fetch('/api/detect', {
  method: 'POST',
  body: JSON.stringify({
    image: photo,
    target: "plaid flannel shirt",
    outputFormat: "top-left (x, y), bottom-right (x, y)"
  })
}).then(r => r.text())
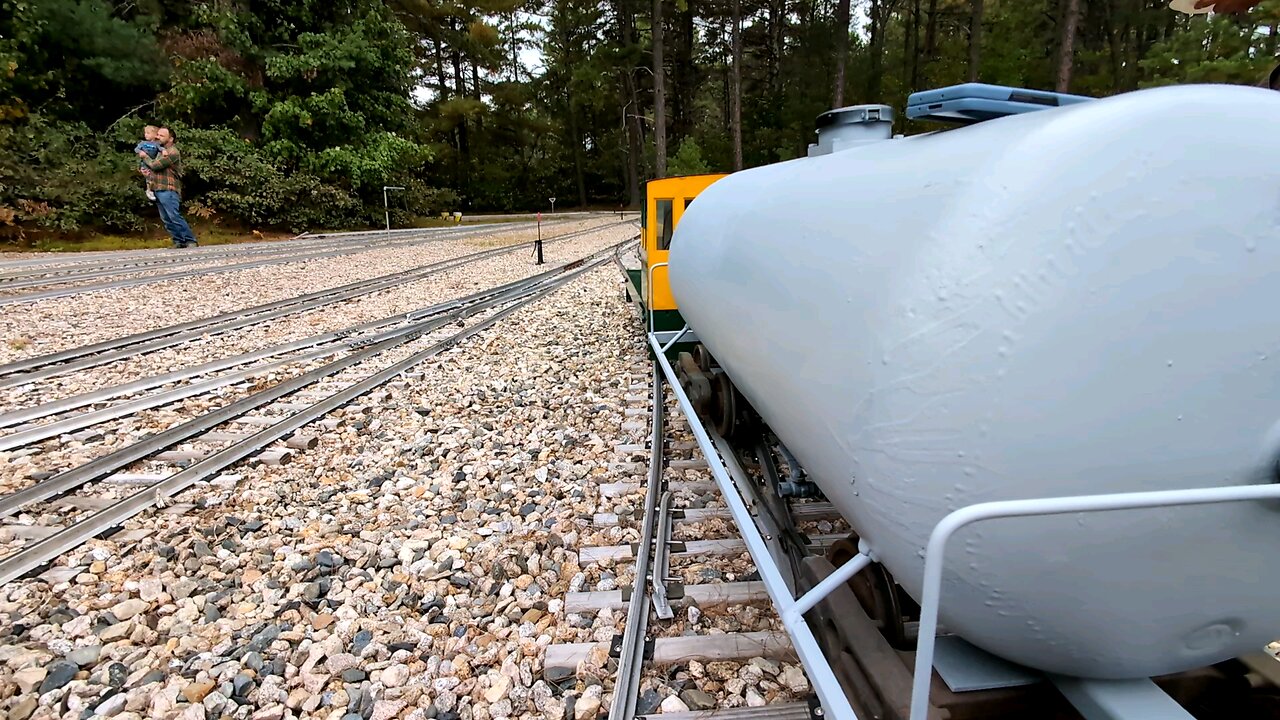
top-left (142, 145), bottom-right (183, 196)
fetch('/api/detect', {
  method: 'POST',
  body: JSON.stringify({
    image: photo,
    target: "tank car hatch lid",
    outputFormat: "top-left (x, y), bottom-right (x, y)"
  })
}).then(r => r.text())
top-left (906, 82), bottom-right (1093, 125)
top-left (815, 103), bottom-right (894, 129)
top-left (808, 104), bottom-right (894, 157)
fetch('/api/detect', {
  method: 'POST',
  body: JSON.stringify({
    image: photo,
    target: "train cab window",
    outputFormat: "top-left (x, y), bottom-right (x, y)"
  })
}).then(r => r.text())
top-left (656, 199), bottom-right (674, 250)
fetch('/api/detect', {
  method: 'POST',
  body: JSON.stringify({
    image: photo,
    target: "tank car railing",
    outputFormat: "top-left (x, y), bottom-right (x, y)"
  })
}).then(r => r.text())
top-left (909, 483), bottom-right (1280, 720)
top-left (646, 262), bottom-right (666, 334)
top-left (647, 262), bottom-right (695, 352)
top-left (648, 331), bottom-right (865, 720)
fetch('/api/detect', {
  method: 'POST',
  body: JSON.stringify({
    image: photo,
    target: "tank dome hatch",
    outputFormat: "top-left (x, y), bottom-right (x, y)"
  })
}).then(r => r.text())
top-left (807, 104), bottom-right (894, 157)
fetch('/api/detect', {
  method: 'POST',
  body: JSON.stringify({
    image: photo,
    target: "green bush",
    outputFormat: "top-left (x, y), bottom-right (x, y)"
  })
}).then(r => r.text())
top-left (0, 114), bottom-right (149, 238)
top-left (667, 137), bottom-right (713, 177)
top-left (178, 126), bottom-right (362, 231)
top-left (0, 115), bottom-right (450, 237)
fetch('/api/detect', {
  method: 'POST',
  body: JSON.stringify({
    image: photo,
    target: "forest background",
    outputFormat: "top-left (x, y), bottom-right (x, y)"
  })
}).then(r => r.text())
top-left (1, 0), bottom-right (1277, 241)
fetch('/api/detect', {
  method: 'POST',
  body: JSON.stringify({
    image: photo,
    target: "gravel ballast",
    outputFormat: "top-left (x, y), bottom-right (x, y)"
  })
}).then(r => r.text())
top-left (0, 234), bottom-right (812, 720)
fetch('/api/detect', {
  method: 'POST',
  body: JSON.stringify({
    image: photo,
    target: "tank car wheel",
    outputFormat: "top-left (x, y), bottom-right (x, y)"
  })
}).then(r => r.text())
top-left (693, 344), bottom-right (714, 372)
top-left (829, 538), bottom-right (907, 649)
top-left (710, 372), bottom-right (737, 438)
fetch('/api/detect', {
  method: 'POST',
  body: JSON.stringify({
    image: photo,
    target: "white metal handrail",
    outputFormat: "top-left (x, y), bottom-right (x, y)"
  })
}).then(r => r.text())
top-left (647, 262), bottom-right (667, 333)
top-left (908, 483), bottom-right (1280, 720)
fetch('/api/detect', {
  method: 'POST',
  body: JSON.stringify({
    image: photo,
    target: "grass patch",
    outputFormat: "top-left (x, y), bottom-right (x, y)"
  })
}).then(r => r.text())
top-left (0, 214), bottom-right (536, 253)
top-left (4, 226), bottom-right (293, 253)
top-left (7, 337), bottom-right (31, 351)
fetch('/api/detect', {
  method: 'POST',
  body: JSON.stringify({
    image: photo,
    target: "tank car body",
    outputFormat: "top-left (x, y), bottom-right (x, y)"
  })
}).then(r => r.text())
top-left (668, 83), bottom-right (1280, 680)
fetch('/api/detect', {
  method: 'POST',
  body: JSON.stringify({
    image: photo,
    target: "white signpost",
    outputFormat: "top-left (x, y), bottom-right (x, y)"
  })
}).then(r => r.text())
top-left (383, 186), bottom-right (405, 231)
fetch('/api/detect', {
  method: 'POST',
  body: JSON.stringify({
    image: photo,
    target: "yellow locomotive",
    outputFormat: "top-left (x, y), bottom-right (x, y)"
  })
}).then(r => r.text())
top-left (631, 173), bottom-right (727, 335)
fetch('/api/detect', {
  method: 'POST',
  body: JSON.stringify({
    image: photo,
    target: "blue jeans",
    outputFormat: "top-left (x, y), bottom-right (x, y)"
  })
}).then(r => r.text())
top-left (155, 190), bottom-right (197, 247)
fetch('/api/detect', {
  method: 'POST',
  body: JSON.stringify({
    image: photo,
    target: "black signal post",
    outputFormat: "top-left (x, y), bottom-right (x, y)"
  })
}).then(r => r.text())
top-left (535, 211), bottom-right (544, 265)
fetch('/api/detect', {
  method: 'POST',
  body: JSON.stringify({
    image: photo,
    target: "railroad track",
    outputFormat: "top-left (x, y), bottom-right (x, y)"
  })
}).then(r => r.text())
top-left (0, 222), bottom-right (635, 459)
top-left (0, 223), bottom-right (481, 281)
top-left (0, 265), bottom-right (592, 449)
top-left (0, 216), bottom-right (589, 306)
top-left (537, 251), bottom-right (838, 718)
top-left (554, 375), bottom-right (839, 719)
top-left (0, 218), bottom-right (634, 388)
top-left (0, 241), bottom-right (627, 587)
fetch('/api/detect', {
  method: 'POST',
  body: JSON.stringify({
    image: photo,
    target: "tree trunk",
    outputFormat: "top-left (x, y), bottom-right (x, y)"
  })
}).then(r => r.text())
top-left (967, 0), bottom-right (983, 83)
top-left (768, 0), bottom-right (783, 98)
top-left (653, 0), bottom-right (667, 177)
top-left (1128, 7), bottom-right (1144, 91)
top-left (672, 0), bottom-right (695, 145)
top-left (471, 61), bottom-right (483, 132)
top-left (904, 0), bottom-right (920, 91)
top-left (616, 0), bottom-right (645, 204)
top-left (868, 0), bottom-right (884, 101)
top-left (620, 80), bottom-right (640, 207)
top-left (568, 94), bottom-right (588, 207)
top-left (911, 0), bottom-right (922, 89)
top-left (731, 0), bottom-right (744, 170)
top-left (1104, 0), bottom-right (1122, 92)
top-left (721, 12), bottom-right (730, 136)
top-left (1055, 0), bottom-right (1081, 92)
top-left (924, 0), bottom-right (939, 57)
top-left (433, 30), bottom-right (450, 98)
top-left (1269, 18), bottom-right (1279, 55)
top-left (833, 0), bottom-right (850, 107)
top-left (450, 20), bottom-right (470, 188)
top-left (509, 12), bottom-right (521, 83)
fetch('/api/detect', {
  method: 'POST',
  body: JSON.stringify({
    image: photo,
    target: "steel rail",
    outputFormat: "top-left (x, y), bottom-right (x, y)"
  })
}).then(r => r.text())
top-left (0, 254), bottom-right (611, 586)
top-left (648, 332), bottom-right (861, 720)
top-left (0, 217), bottom-right (586, 304)
top-left (0, 218), bottom-right (571, 283)
top-left (0, 233), bottom-right (457, 297)
top-left (613, 240), bottom-right (646, 315)
top-left (0, 355), bottom-right (312, 454)
top-left (0, 218), bottom-right (572, 272)
top-left (652, 490), bottom-right (676, 620)
top-left (637, 703), bottom-right (815, 720)
top-left (608, 366), bottom-right (665, 720)
top-left (0, 223), bottom-right (481, 283)
top-left (0, 219), bottom-right (635, 386)
top-left (0, 252), bottom-right (613, 438)
top-left (0, 247), bottom-right (619, 522)
top-left (11, 218), bottom-right (581, 280)
top-left (0, 222), bottom-right (544, 377)
top-left (0, 307), bottom-right (460, 516)
top-left (0, 252), bottom-right (470, 388)
top-left (0, 224), bottom-right (470, 272)
top-left (0, 227), bottom-right (432, 276)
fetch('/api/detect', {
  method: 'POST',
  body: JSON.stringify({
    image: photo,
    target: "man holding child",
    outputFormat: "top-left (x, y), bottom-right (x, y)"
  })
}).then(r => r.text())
top-left (137, 126), bottom-right (198, 249)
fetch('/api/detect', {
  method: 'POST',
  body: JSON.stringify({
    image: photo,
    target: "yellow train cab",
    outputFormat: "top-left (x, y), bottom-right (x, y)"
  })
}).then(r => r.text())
top-left (640, 173), bottom-right (727, 332)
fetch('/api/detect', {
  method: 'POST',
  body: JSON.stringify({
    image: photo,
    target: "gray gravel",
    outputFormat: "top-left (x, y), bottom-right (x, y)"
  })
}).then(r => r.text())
top-left (0, 251), bottom-right (810, 719)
